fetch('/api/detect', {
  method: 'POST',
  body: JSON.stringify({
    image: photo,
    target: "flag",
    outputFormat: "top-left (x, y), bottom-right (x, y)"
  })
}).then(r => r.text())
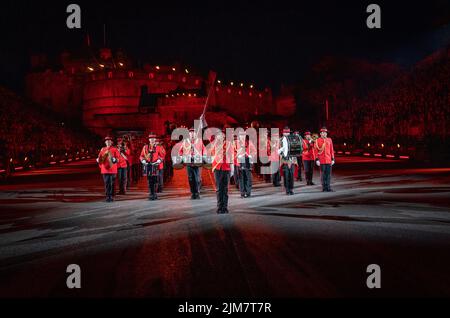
top-left (198, 70), bottom-right (217, 131)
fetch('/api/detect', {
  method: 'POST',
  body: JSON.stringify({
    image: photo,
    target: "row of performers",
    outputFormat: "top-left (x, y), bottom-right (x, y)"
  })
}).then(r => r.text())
top-left (97, 127), bottom-right (335, 212)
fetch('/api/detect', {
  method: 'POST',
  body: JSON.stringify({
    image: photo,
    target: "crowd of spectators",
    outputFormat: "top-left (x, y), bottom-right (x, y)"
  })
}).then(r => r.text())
top-left (0, 86), bottom-right (99, 176)
top-left (328, 48), bottom-right (449, 160)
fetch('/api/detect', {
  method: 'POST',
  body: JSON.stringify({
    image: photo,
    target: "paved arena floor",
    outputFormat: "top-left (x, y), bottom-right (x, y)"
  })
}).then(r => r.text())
top-left (1, 156), bottom-right (449, 297)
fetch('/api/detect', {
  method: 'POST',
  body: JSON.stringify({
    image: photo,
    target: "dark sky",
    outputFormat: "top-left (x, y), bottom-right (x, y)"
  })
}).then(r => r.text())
top-left (0, 0), bottom-right (449, 91)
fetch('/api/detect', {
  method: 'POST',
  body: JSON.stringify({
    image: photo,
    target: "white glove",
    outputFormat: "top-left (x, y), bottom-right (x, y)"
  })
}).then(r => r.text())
top-left (331, 160), bottom-right (335, 166)
top-left (96, 158), bottom-right (99, 163)
top-left (316, 160), bottom-right (320, 167)
top-left (230, 164), bottom-right (234, 177)
top-left (156, 159), bottom-right (162, 164)
top-left (141, 159), bottom-right (147, 164)
top-left (111, 157), bottom-right (117, 164)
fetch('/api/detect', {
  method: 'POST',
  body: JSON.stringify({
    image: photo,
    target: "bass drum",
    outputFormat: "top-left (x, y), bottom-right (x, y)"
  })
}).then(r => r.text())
top-left (287, 134), bottom-right (303, 157)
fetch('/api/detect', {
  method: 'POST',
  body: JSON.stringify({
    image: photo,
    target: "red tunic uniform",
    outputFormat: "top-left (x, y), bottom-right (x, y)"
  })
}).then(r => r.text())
top-left (234, 140), bottom-right (257, 167)
top-left (118, 148), bottom-right (130, 168)
top-left (302, 139), bottom-right (315, 161)
top-left (158, 144), bottom-right (166, 170)
top-left (178, 139), bottom-right (206, 157)
top-left (97, 146), bottom-right (120, 174)
top-left (314, 137), bottom-right (335, 164)
top-left (140, 144), bottom-right (165, 168)
top-left (211, 140), bottom-right (234, 171)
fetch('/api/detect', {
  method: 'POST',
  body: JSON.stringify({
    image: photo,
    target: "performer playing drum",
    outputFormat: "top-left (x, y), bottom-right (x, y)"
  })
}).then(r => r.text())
top-left (235, 130), bottom-right (256, 198)
top-left (278, 127), bottom-right (302, 195)
top-left (140, 133), bottom-right (165, 200)
top-left (179, 127), bottom-right (206, 199)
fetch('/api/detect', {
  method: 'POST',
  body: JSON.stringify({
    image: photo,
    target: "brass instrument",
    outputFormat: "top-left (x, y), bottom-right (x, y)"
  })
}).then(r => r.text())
top-left (99, 150), bottom-right (113, 168)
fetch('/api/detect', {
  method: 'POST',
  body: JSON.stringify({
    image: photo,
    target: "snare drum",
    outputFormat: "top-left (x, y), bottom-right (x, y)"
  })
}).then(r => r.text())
top-left (183, 154), bottom-right (203, 167)
top-left (142, 162), bottom-right (159, 176)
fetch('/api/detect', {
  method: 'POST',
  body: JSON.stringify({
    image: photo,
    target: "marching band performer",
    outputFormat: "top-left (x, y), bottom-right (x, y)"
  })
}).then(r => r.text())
top-left (235, 130), bottom-right (256, 198)
top-left (278, 127), bottom-right (298, 195)
top-left (314, 127), bottom-right (335, 192)
top-left (269, 135), bottom-right (282, 187)
top-left (156, 136), bottom-right (166, 193)
top-left (302, 131), bottom-right (316, 185)
top-left (97, 136), bottom-right (120, 202)
top-left (140, 133), bottom-right (165, 200)
top-left (179, 127), bottom-right (206, 199)
top-left (117, 137), bottom-right (130, 195)
top-left (294, 131), bottom-right (303, 181)
top-left (211, 129), bottom-right (234, 214)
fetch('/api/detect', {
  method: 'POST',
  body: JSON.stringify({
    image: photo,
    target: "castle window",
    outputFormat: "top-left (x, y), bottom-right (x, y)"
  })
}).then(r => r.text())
top-left (128, 71), bottom-right (134, 78)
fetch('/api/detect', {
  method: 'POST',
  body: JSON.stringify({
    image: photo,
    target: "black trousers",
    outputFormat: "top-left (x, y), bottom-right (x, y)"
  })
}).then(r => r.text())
top-left (187, 166), bottom-right (200, 195)
top-left (158, 168), bottom-right (164, 192)
top-left (102, 173), bottom-right (115, 199)
top-left (272, 170), bottom-right (281, 186)
top-left (239, 168), bottom-right (252, 196)
top-left (132, 163), bottom-right (140, 183)
top-left (118, 167), bottom-right (127, 193)
top-left (320, 164), bottom-right (332, 191)
top-left (234, 165), bottom-right (241, 189)
top-left (147, 175), bottom-right (158, 197)
top-left (296, 157), bottom-right (303, 180)
top-left (214, 169), bottom-right (230, 211)
top-left (126, 163), bottom-right (131, 189)
top-left (303, 160), bottom-right (314, 184)
top-left (282, 165), bottom-right (295, 192)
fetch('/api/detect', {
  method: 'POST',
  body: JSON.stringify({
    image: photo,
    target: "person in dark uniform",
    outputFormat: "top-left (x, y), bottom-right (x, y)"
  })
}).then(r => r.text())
top-left (294, 131), bottom-right (303, 181)
top-left (140, 133), bottom-right (165, 200)
top-left (278, 127), bottom-right (298, 195)
top-left (270, 135), bottom-right (282, 187)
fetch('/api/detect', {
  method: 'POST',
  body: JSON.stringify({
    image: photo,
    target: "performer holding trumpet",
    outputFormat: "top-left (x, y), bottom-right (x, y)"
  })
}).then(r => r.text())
top-left (140, 133), bottom-right (165, 200)
top-left (302, 131), bottom-right (316, 185)
top-left (97, 136), bottom-right (120, 202)
top-left (179, 127), bottom-right (206, 200)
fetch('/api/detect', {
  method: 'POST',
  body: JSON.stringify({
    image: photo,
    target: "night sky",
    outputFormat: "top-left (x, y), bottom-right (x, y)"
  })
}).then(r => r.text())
top-left (0, 0), bottom-right (449, 91)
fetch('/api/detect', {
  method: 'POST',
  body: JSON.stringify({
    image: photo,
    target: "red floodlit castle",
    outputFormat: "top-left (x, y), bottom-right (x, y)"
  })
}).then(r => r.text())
top-left (25, 47), bottom-right (295, 137)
